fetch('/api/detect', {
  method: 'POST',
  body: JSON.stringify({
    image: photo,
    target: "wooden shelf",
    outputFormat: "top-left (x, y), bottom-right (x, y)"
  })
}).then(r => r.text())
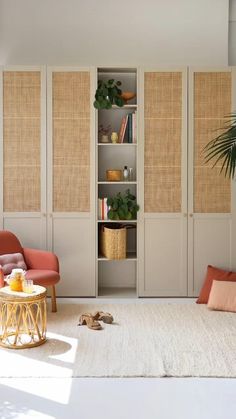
top-left (97, 143), bottom-right (137, 146)
top-left (98, 252), bottom-right (137, 261)
top-left (98, 68), bottom-right (137, 74)
top-left (111, 104), bottom-right (137, 109)
top-left (98, 287), bottom-right (137, 298)
top-left (98, 181), bottom-right (137, 185)
top-left (97, 219), bottom-right (137, 223)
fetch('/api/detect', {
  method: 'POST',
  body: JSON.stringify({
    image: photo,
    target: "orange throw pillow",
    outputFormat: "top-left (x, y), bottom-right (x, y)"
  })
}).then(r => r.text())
top-left (208, 280), bottom-right (236, 313)
top-left (196, 265), bottom-right (236, 304)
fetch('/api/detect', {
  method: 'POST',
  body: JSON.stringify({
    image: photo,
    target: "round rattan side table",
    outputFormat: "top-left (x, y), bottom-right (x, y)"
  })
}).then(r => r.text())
top-left (0, 285), bottom-right (47, 349)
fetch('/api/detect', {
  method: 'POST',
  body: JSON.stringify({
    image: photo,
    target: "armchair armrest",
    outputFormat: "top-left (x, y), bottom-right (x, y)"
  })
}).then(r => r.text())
top-left (23, 248), bottom-right (59, 272)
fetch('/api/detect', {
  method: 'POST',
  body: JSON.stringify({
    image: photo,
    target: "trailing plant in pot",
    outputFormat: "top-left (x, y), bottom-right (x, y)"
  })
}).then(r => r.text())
top-left (107, 189), bottom-right (139, 220)
top-left (93, 79), bottom-right (125, 109)
top-left (203, 113), bottom-right (236, 178)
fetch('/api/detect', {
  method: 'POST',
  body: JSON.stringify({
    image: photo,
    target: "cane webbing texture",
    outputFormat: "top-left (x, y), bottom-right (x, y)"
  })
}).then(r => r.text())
top-left (145, 119), bottom-right (181, 166)
top-left (52, 72), bottom-right (90, 212)
top-left (3, 71), bottom-right (41, 211)
top-left (144, 72), bottom-right (182, 119)
top-left (144, 72), bottom-right (182, 212)
top-left (194, 72), bottom-right (231, 213)
top-left (145, 166), bottom-right (181, 213)
top-left (53, 166), bottom-right (90, 212)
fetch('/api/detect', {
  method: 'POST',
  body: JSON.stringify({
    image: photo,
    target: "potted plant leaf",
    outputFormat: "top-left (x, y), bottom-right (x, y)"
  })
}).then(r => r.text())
top-left (94, 79), bottom-right (125, 109)
top-left (107, 189), bottom-right (139, 220)
top-left (203, 113), bottom-right (236, 178)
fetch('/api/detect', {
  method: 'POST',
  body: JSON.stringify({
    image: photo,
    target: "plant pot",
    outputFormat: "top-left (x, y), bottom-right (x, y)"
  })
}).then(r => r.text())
top-left (101, 135), bottom-right (109, 143)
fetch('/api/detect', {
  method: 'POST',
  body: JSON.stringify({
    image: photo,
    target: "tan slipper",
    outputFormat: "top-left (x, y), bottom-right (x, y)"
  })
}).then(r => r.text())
top-left (93, 311), bottom-right (114, 324)
top-left (78, 313), bottom-right (102, 330)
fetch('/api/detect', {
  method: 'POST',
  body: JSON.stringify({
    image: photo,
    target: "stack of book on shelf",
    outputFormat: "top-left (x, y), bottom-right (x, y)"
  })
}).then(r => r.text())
top-left (118, 111), bottom-right (137, 143)
top-left (98, 198), bottom-right (109, 220)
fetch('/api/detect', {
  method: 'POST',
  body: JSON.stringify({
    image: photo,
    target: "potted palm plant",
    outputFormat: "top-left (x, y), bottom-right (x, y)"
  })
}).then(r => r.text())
top-left (203, 113), bottom-right (236, 178)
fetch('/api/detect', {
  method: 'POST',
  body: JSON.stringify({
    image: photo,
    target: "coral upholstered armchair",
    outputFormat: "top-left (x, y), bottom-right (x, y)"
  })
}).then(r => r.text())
top-left (0, 230), bottom-right (60, 312)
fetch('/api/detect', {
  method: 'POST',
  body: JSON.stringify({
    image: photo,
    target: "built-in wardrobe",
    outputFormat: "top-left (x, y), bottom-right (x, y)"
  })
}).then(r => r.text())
top-left (0, 66), bottom-right (235, 297)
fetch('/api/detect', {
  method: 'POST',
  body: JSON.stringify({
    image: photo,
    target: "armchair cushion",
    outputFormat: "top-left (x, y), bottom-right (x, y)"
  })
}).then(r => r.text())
top-left (23, 248), bottom-right (59, 272)
top-left (0, 252), bottom-right (27, 275)
top-left (26, 269), bottom-right (60, 287)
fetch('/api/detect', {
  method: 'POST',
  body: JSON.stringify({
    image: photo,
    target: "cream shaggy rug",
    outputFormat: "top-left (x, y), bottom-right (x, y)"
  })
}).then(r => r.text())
top-left (1, 303), bottom-right (236, 378)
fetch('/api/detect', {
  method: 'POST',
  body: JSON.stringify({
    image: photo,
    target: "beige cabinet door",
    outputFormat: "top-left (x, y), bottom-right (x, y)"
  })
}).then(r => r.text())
top-left (1, 67), bottom-right (47, 249)
top-left (47, 68), bottom-right (95, 296)
top-left (139, 69), bottom-right (188, 296)
top-left (188, 69), bottom-right (233, 296)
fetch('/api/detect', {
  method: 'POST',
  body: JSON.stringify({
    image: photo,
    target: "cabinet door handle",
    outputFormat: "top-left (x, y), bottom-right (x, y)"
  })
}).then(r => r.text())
top-left (189, 213), bottom-right (193, 217)
top-left (42, 213), bottom-right (46, 217)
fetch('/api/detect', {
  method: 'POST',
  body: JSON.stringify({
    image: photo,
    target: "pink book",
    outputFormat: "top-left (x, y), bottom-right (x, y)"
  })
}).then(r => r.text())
top-left (118, 115), bottom-right (128, 143)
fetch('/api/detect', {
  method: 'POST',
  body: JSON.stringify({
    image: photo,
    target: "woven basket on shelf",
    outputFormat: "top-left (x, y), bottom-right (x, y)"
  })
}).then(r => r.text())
top-left (100, 225), bottom-right (126, 260)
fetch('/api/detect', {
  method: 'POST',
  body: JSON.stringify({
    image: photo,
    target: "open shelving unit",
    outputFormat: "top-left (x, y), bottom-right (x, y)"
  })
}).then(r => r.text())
top-left (95, 67), bottom-right (138, 298)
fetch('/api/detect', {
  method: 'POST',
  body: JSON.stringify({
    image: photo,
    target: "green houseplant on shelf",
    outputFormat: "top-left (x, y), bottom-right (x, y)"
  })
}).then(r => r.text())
top-left (107, 189), bottom-right (139, 220)
top-left (203, 113), bottom-right (236, 179)
top-left (93, 79), bottom-right (125, 109)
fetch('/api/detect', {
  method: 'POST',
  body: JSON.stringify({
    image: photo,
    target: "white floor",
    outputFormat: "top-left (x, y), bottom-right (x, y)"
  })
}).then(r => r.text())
top-left (0, 298), bottom-right (236, 419)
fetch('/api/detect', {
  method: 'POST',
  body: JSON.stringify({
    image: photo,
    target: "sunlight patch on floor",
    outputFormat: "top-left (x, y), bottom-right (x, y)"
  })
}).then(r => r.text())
top-left (0, 378), bottom-right (73, 404)
top-left (15, 408), bottom-right (54, 419)
top-left (1, 345), bottom-right (73, 378)
top-left (2, 400), bottom-right (55, 418)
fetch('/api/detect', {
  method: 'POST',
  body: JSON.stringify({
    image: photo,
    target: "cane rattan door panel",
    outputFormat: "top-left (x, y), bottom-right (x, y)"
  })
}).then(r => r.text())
top-left (144, 72), bottom-right (182, 212)
top-left (52, 72), bottom-right (90, 212)
top-left (3, 71), bottom-right (41, 212)
top-left (193, 72), bottom-right (231, 213)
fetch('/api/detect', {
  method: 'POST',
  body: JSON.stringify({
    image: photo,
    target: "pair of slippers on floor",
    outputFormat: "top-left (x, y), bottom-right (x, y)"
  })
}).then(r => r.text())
top-left (78, 311), bottom-right (114, 330)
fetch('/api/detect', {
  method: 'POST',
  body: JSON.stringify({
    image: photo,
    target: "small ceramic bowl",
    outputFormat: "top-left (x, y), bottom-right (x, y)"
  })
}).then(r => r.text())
top-left (120, 91), bottom-right (136, 103)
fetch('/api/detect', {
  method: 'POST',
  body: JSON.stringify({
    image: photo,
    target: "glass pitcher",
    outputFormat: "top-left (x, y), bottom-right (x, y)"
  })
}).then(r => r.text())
top-left (7, 268), bottom-right (26, 292)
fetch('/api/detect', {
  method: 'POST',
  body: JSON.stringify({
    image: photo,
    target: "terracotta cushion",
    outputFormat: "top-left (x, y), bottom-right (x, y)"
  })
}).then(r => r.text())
top-left (0, 252), bottom-right (27, 275)
top-left (196, 265), bottom-right (236, 304)
top-left (208, 280), bottom-right (236, 313)
top-left (25, 269), bottom-right (60, 286)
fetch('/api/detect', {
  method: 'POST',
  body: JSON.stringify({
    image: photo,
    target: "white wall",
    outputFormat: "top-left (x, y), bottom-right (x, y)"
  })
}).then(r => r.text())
top-left (229, 0), bottom-right (236, 64)
top-left (0, 0), bottom-right (229, 66)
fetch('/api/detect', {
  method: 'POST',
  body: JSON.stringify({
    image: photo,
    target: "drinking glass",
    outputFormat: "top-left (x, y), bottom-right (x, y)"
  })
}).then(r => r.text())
top-left (23, 280), bottom-right (34, 294)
